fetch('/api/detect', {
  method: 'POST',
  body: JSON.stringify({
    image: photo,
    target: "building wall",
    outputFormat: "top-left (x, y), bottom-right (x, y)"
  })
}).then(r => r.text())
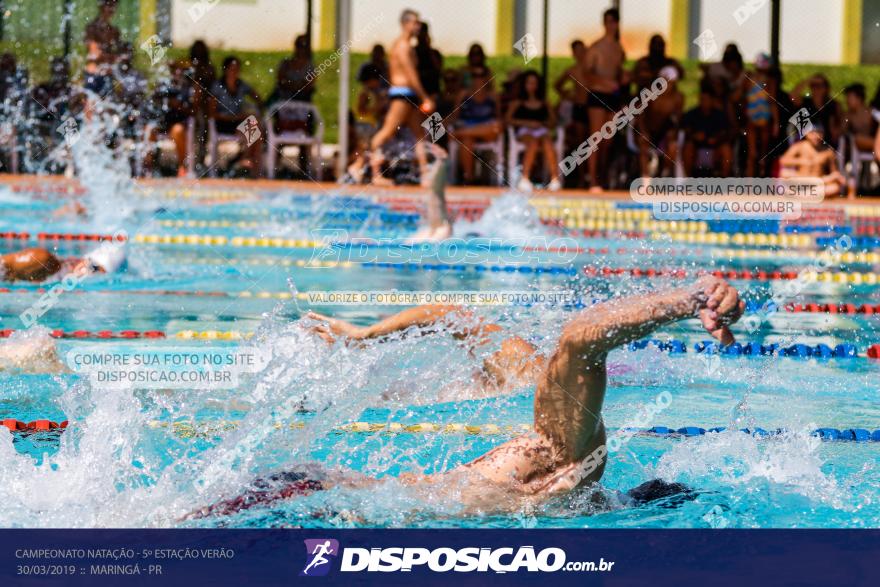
top-left (350, 1), bottom-right (496, 56)
top-left (523, 0), bottom-right (672, 59)
top-left (698, 0), bottom-right (843, 65)
top-left (167, 0), bottom-right (853, 64)
top-left (171, 0), bottom-right (309, 51)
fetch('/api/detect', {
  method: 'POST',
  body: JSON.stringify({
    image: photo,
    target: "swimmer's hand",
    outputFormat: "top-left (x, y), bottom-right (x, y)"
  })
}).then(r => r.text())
top-left (692, 276), bottom-right (744, 346)
top-left (307, 311), bottom-right (367, 343)
top-left (52, 201), bottom-right (87, 218)
top-left (420, 98), bottom-right (435, 114)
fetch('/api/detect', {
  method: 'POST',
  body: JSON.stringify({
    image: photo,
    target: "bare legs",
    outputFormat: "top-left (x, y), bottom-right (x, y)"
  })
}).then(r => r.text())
top-left (369, 100), bottom-right (428, 186)
top-left (587, 107), bottom-right (613, 191)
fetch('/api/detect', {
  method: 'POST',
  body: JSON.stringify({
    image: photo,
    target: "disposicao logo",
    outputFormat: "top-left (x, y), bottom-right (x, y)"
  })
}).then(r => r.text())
top-left (301, 539), bottom-right (339, 577)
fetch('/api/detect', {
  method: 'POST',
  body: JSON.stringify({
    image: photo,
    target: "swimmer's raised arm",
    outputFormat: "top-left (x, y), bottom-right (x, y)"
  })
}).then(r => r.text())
top-left (534, 276), bottom-right (742, 466)
top-left (308, 305), bottom-right (503, 344)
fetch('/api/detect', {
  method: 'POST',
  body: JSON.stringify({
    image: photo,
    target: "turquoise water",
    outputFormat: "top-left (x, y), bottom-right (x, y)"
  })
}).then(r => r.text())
top-left (1, 181), bottom-right (879, 529)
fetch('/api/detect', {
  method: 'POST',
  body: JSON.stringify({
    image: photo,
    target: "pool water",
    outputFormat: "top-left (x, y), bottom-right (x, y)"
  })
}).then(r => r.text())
top-left (1, 176), bottom-right (879, 529)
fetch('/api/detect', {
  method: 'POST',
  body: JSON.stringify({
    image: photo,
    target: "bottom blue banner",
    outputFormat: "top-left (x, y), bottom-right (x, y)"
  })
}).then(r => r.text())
top-left (0, 529), bottom-right (875, 585)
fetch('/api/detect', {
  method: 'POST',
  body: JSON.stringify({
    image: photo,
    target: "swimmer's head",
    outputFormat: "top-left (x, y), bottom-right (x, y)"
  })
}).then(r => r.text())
top-left (83, 242), bottom-right (127, 274)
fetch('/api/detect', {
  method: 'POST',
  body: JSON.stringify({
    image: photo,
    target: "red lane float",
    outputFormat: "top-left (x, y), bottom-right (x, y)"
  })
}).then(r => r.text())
top-left (0, 329), bottom-right (165, 339)
top-left (582, 267), bottom-right (801, 281)
top-left (1, 419), bottom-right (68, 432)
top-left (0, 232), bottom-right (122, 242)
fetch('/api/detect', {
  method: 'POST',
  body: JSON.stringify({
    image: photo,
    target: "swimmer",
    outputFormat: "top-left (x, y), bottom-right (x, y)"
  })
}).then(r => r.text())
top-left (366, 9), bottom-right (435, 187)
top-left (308, 304), bottom-right (544, 398)
top-left (0, 241), bottom-right (127, 282)
top-left (0, 330), bottom-right (65, 373)
top-left (195, 276), bottom-right (742, 518)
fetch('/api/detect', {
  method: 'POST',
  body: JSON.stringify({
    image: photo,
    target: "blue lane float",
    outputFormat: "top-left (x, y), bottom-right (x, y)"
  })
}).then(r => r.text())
top-left (630, 338), bottom-right (864, 359)
top-left (636, 427), bottom-right (878, 441)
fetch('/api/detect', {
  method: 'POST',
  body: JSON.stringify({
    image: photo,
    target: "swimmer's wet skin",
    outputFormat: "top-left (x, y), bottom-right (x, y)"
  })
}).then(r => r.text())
top-left (196, 276), bottom-right (742, 517)
top-left (308, 304), bottom-right (545, 394)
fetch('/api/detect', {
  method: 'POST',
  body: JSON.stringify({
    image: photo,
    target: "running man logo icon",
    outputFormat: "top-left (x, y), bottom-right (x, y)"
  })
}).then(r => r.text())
top-left (300, 539), bottom-right (340, 577)
top-left (56, 117), bottom-right (80, 147)
top-left (139, 34), bottom-right (167, 67)
top-left (513, 33), bottom-right (539, 64)
top-left (692, 30), bottom-right (718, 61)
top-left (237, 115), bottom-right (262, 147)
top-left (790, 108), bottom-right (814, 138)
top-left (422, 112), bottom-right (446, 143)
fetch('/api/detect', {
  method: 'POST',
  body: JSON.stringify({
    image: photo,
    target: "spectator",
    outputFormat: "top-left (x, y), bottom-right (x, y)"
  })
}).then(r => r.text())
top-left (357, 45), bottom-right (390, 88)
top-left (437, 68), bottom-right (462, 119)
top-left (703, 44), bottom-right (746, 152)
top-left (779, 126), bottom-right (845, 197)
top-left (554, 40), bottom-right (589, 186)
top-left (31, 57), bottom-right (78, 140)
top-left (188, 40), bottom-right (215, 171)
top-left (632, 34), bottom-right (683, 89)
top-left (764, 66), bottom-right (796, 172)
top-left (272, 34), bottom-right (316, 104)
top-left (448, 66), bottom-right (501, 184)
top-left (742, 53), bottom-right (775, 177)
top-left (83, 0), bottom-right (121, 96)
top-left (506, 70), bottom-right (561, 192)
top-left (113, 43), bottom-right (149, 144)
top-left (0, 53), bottom-right (17, 103)
top-left (461, 43), bottom-right (491, 89)
top-left (875, 125), bottom-right (880, 163)
top-left (703, 43), bottom-right (746, 97)
top-left (791, 74), bottom-right (842, 146)
top-left (146, 59), bottom-right (193, 177)
top-left (870, 82), bottom-right (880, 119)
top-left (416, 22), bottom-right (443, 102)
top-left (499, 68), bottom-right (523, 124)
top-left (347, 64), bottom-right (388, 182)
top-left (636, 66), bottom-right (683, 178)
top-left (114, 43), bottom-right (147, 108)
top-left (843, 83), bottom-right (878, 153)
top-left (584, 8), bottom-right (625, 192)
top-left (682, 80), bottom-right (733, 177)
top-left (209, 56), bottom-right (263, 177)
top-left (0, 53), bottom-right (27, 113)
top-left (32, 57), bottom-right (72, 112)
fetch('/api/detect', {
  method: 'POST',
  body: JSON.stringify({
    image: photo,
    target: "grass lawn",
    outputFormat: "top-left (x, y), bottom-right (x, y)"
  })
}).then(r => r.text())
top-left (5, 40), bottom-right (880, 144)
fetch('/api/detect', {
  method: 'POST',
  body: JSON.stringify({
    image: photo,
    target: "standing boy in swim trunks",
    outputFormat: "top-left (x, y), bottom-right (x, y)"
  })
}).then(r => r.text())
top-left (554, 40), bottom-right (590, 187)
top-left (368, 9), bottom-right (435, 186)
top-left (583, 8), bottom-right (625, 192)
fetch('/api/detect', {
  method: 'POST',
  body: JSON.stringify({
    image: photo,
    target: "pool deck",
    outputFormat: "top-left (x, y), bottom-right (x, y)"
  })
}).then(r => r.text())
top-left (2, 173), bottom-right (880, 207)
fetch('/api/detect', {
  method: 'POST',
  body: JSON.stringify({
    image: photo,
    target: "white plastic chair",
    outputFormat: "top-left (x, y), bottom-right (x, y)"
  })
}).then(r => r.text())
top-left (507, 125), bottom-right (564, 184)
top-left (845, 134), bottom-right (878, 191)
top-left (447, 128), bottom-right (504, 185)
top-left (208, 117), bottom-right (260, 177)
top-left (263, 101), bottom-right (324, 180)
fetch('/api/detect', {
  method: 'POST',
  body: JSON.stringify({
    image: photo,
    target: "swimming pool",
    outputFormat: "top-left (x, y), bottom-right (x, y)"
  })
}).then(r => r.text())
top-left (1, 178), bottom-right (879, 529)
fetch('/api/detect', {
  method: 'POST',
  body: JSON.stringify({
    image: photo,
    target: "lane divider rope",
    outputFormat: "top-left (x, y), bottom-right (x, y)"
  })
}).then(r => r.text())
top-left (582, 266), bottom-right (880, 284)
top-left (5, 419), bottom-right (879, 442)
top-left (1, 232), bottom-right (123, 242)
top-left (630, 338), bottom-right (880, 359)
